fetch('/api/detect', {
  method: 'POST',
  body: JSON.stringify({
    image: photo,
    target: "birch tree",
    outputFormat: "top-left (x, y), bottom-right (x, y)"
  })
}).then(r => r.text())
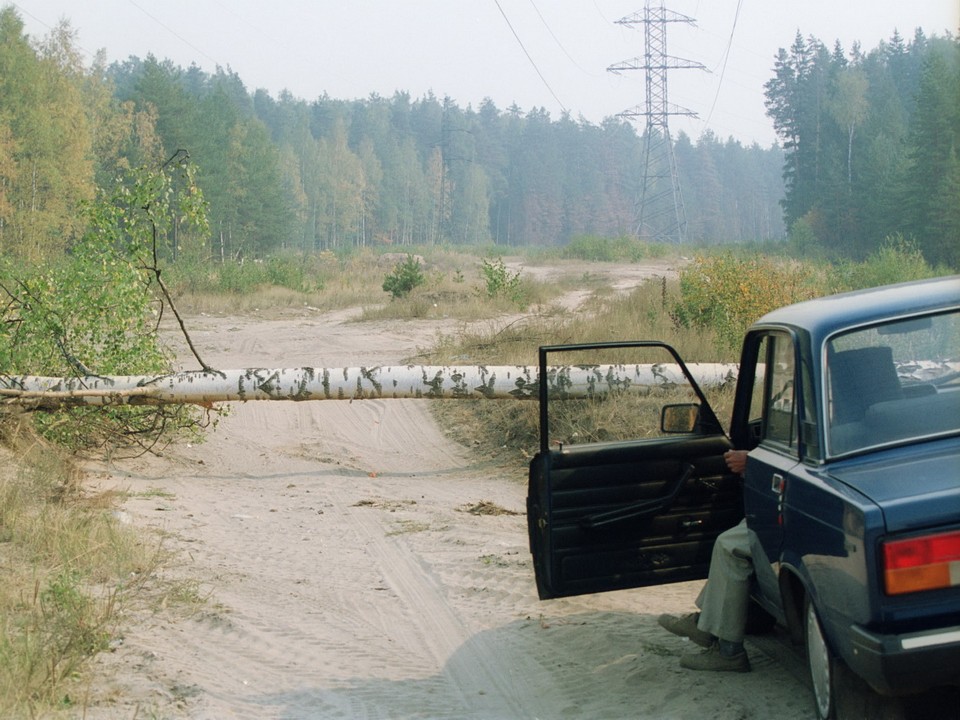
top-left (828, 67), bottom-right (869, 186)
top-left (0, 153), bottom-right (211, 451)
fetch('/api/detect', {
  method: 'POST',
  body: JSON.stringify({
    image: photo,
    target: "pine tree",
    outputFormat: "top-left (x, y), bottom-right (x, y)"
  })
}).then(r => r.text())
top-left (905, 44), bottom-right (960, 266)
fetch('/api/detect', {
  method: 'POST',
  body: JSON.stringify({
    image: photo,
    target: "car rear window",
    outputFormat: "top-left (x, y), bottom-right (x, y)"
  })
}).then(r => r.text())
top-left (825, 310), bottom-right (960, 456)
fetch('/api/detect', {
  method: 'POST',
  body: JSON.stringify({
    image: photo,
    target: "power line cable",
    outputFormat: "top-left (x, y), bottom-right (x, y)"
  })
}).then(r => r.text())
top-left (10, 2), bottom-right (98, 59)
top-left (526, 0), bottom-right (596, 75)
top-left (126, 0), bottom-right (221, 66)
top-left (590, 0), bottom-right (608, 22)
top-left (209, 0), bottom-right (302, 69)
top-left (10, 2), bottom-right (51, 31)
top-left (702, 0), bottom-right (743, 131)
top-left (493, 0), bottom-right (567, 114)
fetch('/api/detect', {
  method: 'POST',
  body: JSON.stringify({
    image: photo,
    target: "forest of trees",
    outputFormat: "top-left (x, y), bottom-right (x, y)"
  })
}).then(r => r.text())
top-left (765, 28), bottom-right (960, 267)
top-left (0, 6), bottom-right (957, 268)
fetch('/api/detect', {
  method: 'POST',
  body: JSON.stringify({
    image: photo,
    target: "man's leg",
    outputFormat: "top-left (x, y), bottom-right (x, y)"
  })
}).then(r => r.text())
top-left (659, 520), bottom-right (753, 672)
top-left (679, 520), bottom-right (752, 671)
top-left (695, 519), bottom-right (752, 645)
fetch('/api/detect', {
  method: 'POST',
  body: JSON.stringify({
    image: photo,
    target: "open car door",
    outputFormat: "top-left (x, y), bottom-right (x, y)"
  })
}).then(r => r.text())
top-left (527, 341), bottom-right (742, 600)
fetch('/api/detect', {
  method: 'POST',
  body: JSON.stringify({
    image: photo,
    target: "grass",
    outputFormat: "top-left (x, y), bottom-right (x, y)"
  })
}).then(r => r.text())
top-left (167, 245), bottom-right (633, 318)
top-left (0, 416), bottom-right (204, 718)
top-left (417, 240), bottom-right (943, 470)
top-left (386, 519), bottom-right (433, 536)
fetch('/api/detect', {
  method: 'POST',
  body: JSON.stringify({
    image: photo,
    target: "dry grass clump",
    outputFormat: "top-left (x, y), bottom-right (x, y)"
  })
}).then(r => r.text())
top-left (172, 247), bottom-right (580, 320)
top-left (0, 416), bottom-right (176, 717)
top-left (360, 254), bottom-right (567, 323)
top-left (172, 250), bottom-right (380, 315)
top-left (177, 284), bottom-right (318, 315)
top-left (420, 276), bottom-right (730, 366)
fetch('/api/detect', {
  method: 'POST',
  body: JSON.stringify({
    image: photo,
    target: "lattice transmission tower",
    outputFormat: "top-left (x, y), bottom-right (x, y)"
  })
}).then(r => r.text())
top-left (608, 5), bottom-right (705, 243)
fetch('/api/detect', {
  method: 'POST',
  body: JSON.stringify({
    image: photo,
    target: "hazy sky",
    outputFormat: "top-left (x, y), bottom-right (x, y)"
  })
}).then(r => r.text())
top-left (10, 1), bottom-right (960, 147)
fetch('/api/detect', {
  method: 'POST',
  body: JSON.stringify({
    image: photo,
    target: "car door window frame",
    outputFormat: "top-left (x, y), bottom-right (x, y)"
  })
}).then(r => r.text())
top-left (734, 329), bottom-right (813, 462)
top-left (536, 340), bottom-right (725, 454)
top-left (760, 333), bottom-right (798, 454)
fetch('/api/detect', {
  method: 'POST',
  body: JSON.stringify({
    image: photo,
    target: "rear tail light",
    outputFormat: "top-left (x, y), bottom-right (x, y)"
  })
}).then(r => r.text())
top-left (883, 530), bottom-right (960, 595)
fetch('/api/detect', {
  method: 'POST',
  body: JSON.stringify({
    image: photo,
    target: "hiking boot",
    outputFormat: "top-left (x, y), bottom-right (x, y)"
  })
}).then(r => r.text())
top-left (657, 612), bottom-right (714, 648)
top-left (679, 643), bottom-right (751, 673)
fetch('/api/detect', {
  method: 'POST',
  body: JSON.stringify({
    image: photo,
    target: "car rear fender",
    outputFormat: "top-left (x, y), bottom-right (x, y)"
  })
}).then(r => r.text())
top-left (777, 565), bottom-right (809, 646)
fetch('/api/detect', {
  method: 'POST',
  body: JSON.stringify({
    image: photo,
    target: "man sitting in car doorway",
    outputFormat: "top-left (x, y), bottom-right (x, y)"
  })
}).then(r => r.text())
top-left (657, 448), bottom-right (753, 673)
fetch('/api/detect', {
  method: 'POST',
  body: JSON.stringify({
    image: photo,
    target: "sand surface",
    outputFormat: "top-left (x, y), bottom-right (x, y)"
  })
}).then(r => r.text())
top-left (77, 261), bottom-right (816, 719)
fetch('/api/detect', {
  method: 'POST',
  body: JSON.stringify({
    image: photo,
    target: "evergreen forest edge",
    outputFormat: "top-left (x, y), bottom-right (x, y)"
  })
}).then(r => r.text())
top-left (0, 7), bottom-right (957, 269)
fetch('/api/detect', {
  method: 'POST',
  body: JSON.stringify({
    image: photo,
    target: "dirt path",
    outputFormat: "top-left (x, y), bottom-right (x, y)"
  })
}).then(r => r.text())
top-left (78, 263), bottom-right (816, 719)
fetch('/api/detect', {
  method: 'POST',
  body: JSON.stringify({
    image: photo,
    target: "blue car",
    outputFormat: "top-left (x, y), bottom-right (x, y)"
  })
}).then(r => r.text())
top-left (527, 276), bottom-right (959, 719)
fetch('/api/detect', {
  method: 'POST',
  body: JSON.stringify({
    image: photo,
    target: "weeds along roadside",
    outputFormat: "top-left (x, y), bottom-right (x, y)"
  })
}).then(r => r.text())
top-left (0, 244), bottom-right (604, 717)
top-left (0, 416), bottom-right (171, 717)
top-left (165, 245), bottom-right (574, 319)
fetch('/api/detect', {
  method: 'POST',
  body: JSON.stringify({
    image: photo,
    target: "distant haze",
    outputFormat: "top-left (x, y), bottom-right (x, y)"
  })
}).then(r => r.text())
top-left (11, 0), bottom-right (960, 147)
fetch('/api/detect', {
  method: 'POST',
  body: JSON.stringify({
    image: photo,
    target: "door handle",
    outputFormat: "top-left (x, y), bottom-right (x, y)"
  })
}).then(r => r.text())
top-left (771, 473), bottom-right (787, 525)
top-left (771, 473), bottom-right (785, 495)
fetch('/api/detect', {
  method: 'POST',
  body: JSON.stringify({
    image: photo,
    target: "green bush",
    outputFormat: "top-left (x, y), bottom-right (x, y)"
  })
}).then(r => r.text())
top-left (673, 242), bottom-right (943, 353)
top-left (479, 257), bottom-right (523, 304)
top-left (165, 253), bottom-right (328, 296)
top-left (562, 235), bottom-right (667, 262)
top-left (0, 158), bottom-right (209, 450)
top-left (264, 256), bottom-right (324, 293)
top-left (0, 244), bottom-right (170, 379)
top-left (215, 258), bottom-right (268, 294)
top-left (673, 254), bottom-right (826, 351)
top-left (831, 235), bottom-right (939, 292)
top-left (563, 235), bottom-right (618, 261)
top-left (382, 255), bottom-right (425, 298)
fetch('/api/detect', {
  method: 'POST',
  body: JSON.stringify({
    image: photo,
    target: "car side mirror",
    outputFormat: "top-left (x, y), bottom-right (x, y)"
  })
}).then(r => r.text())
top-left (661, 403), bottom-right (700, 433)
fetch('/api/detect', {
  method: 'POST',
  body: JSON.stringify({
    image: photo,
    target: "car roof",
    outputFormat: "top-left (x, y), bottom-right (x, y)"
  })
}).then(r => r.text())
top-left (750, 275), bottom-right (960, 342)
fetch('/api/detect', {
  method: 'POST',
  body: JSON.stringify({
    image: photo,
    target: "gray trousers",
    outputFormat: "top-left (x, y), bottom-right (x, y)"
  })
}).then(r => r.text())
top-left (695, 519), bottom-right (753, 643)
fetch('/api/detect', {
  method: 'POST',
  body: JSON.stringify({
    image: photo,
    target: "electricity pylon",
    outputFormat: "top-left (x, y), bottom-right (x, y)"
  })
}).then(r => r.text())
top-left (608, 4), bottom-right (705, 243)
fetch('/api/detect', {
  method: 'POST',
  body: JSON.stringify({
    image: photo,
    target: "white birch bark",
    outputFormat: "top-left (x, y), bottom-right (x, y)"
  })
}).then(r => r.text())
top-left (0, 364), bottom-right (739, 409)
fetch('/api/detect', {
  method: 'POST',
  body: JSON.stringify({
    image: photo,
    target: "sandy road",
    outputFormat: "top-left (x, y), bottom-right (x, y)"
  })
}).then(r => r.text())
top-left (78, 266), bottom-right (818, 719)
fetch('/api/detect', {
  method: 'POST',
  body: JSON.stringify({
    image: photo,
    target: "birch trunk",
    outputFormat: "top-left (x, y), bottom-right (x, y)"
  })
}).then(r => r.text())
top-left (0, 364), bottom-right (738, 409)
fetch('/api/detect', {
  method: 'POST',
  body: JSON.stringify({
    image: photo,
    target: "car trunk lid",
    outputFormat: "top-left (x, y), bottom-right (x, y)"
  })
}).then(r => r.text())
top-left (826, 439), bottom-right (960, 534)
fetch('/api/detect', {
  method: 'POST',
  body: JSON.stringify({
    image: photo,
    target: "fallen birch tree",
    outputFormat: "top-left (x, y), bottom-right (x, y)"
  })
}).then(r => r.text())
top-left (0, 363), bottom-right (739, 410)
